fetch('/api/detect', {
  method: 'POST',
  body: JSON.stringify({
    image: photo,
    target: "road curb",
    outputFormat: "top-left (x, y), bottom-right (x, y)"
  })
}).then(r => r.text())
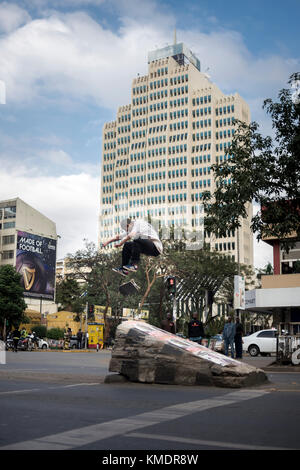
top-left (263, 366), bottom-right (300, 373)
top-left (45, 349), bottom-right (111, 353)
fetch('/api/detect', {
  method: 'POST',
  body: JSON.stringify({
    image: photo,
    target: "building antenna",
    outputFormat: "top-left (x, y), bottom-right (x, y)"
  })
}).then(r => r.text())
top-left (174, 28), bottom-right (177, 45)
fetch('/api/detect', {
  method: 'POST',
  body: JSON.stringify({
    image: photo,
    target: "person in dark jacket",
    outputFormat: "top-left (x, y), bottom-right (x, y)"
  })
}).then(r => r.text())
top-left (161, 313), bottom-right (176, 334)
top-left (234, 317), bottom-right (244, 359)
top-left (12, 327), bottom-right (21, 352)
top-left (188, 313), bottom-right (205, 344)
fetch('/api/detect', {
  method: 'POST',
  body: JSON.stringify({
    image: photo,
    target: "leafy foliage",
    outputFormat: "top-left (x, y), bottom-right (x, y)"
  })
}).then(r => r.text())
top-left (170, 245), bottom-right (254, 328)
top-left (33, 325), bottom-right (47, 338)
top-left (46, 327), bottom-right (65, 340)
top-left (202, 73), bottom-right (300, 244)
top-left (0, 265), bottom-right (27, 330)
top-left (56, 277), bottom-right (85, 313)
top-left (57, 237), bottom-right (254, 336)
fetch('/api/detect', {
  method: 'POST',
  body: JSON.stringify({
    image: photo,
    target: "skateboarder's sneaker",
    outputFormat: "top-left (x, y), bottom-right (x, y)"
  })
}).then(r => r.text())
top-left (112, 267), bottom-right (129, 277)
top-left (123, 264), bottom-right (138, 272)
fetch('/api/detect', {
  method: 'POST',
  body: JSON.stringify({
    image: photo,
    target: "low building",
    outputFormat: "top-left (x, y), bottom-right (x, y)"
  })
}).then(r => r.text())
top-left (55, 256), bottom-right (91, 285)
top-left (19, 309), bottom-right (42, 333)
top-left (46, 311), bottom-right (82, 335)
top-left (0, 197), bottom-right (58, 315)
top-left (245, 232), bottom-right (300, 335)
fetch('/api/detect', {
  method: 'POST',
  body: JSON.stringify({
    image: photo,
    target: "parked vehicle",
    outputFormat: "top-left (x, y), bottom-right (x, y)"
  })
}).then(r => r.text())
top-left (242, 329), bottom-right (277, 356)
top-left (70, 335), bottom-right (80, 349)
top-left (210, 334), bottom-right (225, 353)
top-left (38, 338), bottom-right (49, 349)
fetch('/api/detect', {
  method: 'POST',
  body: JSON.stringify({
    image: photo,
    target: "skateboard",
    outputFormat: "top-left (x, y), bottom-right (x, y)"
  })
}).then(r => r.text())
top-left (119, 279), bottom-right (141, 296)
top-left (112, 268), bottom-right (140, 295)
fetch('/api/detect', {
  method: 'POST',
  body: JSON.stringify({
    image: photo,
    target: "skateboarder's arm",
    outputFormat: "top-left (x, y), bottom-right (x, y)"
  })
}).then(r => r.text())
top-left (115, 231), bottom-right (136, 247)
top-left (101, 235), bottom-right (121, 247)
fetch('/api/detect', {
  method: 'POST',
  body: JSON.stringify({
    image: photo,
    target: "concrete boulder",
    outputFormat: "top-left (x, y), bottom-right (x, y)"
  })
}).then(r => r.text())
top-left (109, 320), bottom-right (268, 388)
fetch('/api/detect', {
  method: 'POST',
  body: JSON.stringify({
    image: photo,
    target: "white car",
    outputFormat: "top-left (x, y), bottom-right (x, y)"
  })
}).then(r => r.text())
top-left (243, 329), bottom-right (277, 357)
top-left (38, 338), bottom-right (49, 350)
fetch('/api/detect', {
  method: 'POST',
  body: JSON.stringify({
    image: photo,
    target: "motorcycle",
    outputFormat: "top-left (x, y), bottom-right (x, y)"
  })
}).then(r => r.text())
top-left (5, 336), bottom-right (14, 351)
top-left (28, 333), bottom-right (40, 350)
top-left (18, 336), bottom-right (34, 351)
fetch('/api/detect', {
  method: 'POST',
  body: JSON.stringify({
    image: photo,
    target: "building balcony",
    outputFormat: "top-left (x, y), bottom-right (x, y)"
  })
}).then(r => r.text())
top-left (261, 273), bottom-right (300, 289)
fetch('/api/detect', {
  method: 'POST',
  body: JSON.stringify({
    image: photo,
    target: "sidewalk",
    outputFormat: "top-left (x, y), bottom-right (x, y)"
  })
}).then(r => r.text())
top-left (241, 354), bottom-right (300, 372)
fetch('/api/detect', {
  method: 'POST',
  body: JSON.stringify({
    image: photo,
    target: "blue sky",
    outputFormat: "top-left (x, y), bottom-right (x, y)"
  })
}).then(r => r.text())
top-left (0, 0), bottom-right (299, 266)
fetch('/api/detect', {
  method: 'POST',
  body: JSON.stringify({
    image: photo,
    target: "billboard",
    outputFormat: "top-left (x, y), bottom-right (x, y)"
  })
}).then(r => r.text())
top-left (234, 275), bottom-right (245, 310)
top-left (245, 289), bottom-right (256, 309)
top-left (122, 308), bottom-right (149, 321)
top-left (16, 231), bottom-right (57, 300)
top-left (94, 305), bottom-right (112, 321)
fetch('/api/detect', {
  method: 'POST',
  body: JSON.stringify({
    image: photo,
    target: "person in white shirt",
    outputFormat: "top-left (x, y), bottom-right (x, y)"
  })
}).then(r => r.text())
top-left (102, 218), bottom-right (163, 276)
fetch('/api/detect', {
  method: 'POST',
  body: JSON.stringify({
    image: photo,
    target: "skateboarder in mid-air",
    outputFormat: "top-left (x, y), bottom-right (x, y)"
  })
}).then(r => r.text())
top-left (102, 218), bottom-right (163, 277)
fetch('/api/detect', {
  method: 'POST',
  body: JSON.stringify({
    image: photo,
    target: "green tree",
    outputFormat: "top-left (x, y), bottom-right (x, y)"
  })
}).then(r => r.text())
top-left (257, 262), bottom-right (274, 279)
top-left (171, 245), bottom-right (254, 329)
top-left (56, 277), bottom-right (85, 313)
top-left (0, 265), bottom-right (27, 333)
top-left (65, 241), bottom-right (127, 319)
top-left (202, 73), bottom-right (300, 244)
top-left (65, 240), bottom-right (177, 331)
top-left (46, 327), bottom-right (65, 340)
top-left (33, 325), bottom-right (47, 338)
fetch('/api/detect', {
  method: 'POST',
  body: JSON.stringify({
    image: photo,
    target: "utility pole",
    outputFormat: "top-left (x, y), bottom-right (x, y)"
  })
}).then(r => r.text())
top-left (80, 291), bottom-right (88, 349)
top-left (85, 301), bottom-right (88, 349)
top-left (204, 290), bottom-right (209, 323)
top-left (236, 227), bottom-right (240, 320)
top-left (166, 276), bottom-right (177, 331)
top-left (172, 294), bottom-right (177, 331)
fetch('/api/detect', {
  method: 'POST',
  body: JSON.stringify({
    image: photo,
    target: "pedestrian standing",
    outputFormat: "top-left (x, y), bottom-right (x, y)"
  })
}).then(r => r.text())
top-left (234, 317), bottom-right (244, 359)
top-left (161, 313), bottom-right (176, 334)
top-left (77, 329), bottom-right (83, 349)
top-left (188, 313), bottom-right (205, 344)
top-left (222, 316), bottom-right (236, 358)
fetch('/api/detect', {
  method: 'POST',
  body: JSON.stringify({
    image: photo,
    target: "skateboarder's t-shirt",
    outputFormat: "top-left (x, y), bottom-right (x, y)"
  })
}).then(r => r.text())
top-left (121, 219), bottom-right (163, 253)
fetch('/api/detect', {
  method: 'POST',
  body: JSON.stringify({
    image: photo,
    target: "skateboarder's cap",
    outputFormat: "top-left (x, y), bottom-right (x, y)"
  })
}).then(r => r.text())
top-left (120, 218), bottom-right (132, 230)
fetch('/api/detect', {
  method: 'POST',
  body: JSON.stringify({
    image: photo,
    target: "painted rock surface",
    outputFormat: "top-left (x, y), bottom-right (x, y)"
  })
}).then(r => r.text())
top-left (109, 321), bottom-right (268, 388)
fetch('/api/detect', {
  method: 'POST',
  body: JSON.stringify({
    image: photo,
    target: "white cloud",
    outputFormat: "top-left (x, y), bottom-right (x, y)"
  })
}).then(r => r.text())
top-left (0, 79), bottom-right (5, 104)
top-left (23, 0), bottom-right (105, 7)
top-left (0, 2), bottom-right (31, 33)
top-left (0, 6), bottom-right (297, 117)
top-left (253, 236), bottom-right (273, 271)
top-left (0, 167), bottom-right (99, 258)
top-left (181, 29), bottom-right (298, 101)
top-left (252, 204), bottom-right (273, 270)
top-left (39, 149), bottom-right (73, 166)
top-left (0, 10), bottom-right (152, 107)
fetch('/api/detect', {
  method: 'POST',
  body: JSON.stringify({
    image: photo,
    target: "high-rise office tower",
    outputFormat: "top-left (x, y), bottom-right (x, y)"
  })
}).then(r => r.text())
top-left (100, 41), bottom-right (253, 266)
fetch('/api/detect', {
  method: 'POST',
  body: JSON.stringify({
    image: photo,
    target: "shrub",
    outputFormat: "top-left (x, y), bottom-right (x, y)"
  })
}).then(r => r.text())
top-left (46, 327), bottom-right (65, 340)
top-left (33, 326), bottom-right (47, 338)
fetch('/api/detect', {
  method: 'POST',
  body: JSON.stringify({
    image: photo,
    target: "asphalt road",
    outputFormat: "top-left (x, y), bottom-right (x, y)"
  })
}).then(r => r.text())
top-left (0, 350), bottom-right (300, 452)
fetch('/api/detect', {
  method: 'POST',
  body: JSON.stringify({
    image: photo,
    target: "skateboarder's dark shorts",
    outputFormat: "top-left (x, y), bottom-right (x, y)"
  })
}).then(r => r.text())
top-left (122, 238), bottom-right (160, 266)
